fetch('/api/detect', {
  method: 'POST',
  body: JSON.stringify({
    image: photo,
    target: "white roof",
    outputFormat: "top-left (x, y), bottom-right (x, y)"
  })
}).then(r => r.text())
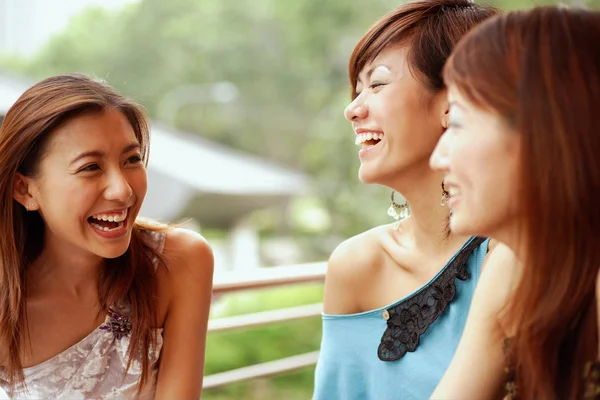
top-left (149, 124), bottom-right (306, 196)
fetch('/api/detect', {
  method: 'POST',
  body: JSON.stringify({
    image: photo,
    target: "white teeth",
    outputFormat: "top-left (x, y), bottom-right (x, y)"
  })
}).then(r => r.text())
top-left (90, 221), bottom-right (124, 232)
top-left (91, 211), bottom-right (127, 223)
top-left (355, 132), bottom-right (384, 145)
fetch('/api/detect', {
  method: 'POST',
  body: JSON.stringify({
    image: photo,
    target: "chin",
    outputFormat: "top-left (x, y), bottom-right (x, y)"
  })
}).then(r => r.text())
top-left (95, 239), bottom-right (132, 260)
top-left (448, 211), bottom-right (475, 236)
top-left (450, 210), bottom-right (494, 238)
top-left (358, 167), bottom-right (374, 184)
top-left (357, 164), bottom-right (388, 185)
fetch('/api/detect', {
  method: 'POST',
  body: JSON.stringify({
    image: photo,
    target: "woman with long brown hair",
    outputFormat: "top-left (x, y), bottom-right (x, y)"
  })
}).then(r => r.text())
top-left (313, 1), bottom-right (504, 399)
top-left (430, 6), bottom-right (600, 399)
top-left (0, 73), bottom-right (213, 399)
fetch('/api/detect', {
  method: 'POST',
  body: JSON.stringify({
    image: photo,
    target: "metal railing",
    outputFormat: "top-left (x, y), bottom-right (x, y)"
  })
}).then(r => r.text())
top-left (204, 261), bottom-right (327, 390)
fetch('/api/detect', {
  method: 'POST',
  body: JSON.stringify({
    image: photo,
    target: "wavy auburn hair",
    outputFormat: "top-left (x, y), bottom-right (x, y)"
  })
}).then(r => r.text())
top-left (445, 7), bottom-right (600, 399)
top-left (0, 73), bottom-right (166, 395)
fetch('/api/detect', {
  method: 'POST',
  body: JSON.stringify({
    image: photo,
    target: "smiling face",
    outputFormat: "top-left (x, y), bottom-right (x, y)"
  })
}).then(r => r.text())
top-left (430, 86), bottom-right (521, 242)
top-left (14, 107), bottom-right (148, 260)
top-left (344, 44), bottom-right (448, 186)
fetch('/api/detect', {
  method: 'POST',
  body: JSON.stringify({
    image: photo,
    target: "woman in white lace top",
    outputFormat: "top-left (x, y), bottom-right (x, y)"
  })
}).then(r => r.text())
top-left (0, 73), bottom-right (214, 399)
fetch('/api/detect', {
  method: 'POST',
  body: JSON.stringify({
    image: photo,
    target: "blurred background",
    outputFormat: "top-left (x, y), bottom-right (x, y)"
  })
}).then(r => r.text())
top-left (0, 0), bottom-right (595, 398)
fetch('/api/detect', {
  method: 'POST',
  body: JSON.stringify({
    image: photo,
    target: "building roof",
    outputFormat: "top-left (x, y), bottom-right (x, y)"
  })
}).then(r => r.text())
top-left (149, 123), bottom-right (305, 196)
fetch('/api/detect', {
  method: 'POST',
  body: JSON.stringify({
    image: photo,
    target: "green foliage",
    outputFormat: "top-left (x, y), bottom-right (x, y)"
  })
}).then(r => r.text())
top-left (204, 284), bottom-right (323, 399)
top-left (203, 369), bottom-right (316, 400)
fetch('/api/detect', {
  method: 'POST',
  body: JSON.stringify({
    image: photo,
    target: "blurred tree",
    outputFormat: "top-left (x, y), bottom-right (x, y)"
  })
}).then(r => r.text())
top-left (17, 0), bottom-right (394, 241)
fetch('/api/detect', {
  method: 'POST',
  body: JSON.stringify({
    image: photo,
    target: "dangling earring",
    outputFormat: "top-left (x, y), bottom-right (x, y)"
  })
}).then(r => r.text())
top-left (440, 180), bottom-right (450, 207)
top-left (387, 190), bottom-right (410, 224)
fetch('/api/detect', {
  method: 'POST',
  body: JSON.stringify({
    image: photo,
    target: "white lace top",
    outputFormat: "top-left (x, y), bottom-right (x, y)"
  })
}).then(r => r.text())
top-left (0, 230), bottom-right (166, 400)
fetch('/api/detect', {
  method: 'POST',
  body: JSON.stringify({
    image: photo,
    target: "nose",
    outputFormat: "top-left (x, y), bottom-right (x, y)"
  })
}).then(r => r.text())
top-left (430, 130), bottom-right (451, 172)
top-left (104, 170), bottom-right (133, 203)
top-left (344, 94), bottom-right (368, 122)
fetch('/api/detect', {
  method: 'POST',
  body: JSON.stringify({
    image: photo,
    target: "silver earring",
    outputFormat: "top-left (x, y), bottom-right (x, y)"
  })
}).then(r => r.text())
top-left (441, 181), bottom-right (450, 206)
top-left (387, 190), bottom-right (410, 222)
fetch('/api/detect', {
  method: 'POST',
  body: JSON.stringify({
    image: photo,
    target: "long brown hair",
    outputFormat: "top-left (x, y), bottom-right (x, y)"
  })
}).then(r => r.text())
top-left (0, 73), bottom-right (166, 394)
top-left (348, 0), bottom-right (500, 99)
top-left (445, 7), bottom-right (600, 398)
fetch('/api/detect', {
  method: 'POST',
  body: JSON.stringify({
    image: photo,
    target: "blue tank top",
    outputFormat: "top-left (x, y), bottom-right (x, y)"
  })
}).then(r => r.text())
top-left (313, 236), bottom-right (489, 400)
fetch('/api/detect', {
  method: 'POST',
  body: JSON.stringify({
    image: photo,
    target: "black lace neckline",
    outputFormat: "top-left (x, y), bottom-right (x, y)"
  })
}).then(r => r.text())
top-left (377, 236), bottom-right (486, 362)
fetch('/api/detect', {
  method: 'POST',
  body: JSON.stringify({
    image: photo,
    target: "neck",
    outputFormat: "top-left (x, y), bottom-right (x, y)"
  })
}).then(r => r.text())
top-left (28, 232), bottom-right (104, 298)
top-left (389, 164), bottom-right (469, 252)
top-left (493, 225), bottom-right (524, 262)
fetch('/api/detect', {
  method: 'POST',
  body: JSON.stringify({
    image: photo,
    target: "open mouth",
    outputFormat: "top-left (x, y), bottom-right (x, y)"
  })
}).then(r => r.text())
top-left (87, 209), bottom-right (128, 232)
top-left (355, 132), bottom-right (383, 148)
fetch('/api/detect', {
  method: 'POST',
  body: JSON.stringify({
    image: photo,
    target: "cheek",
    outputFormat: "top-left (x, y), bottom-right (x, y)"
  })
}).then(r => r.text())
top-left (469, 156), bottom-right (499, 206)
top-left (378, 85), bottom-right (419, 126)
top-left (38, 172), bottom-right (89, 203)
top-left (37, 181), bottom-right (96, 225)
top-left (129, 168), bottom-right (148, 201)
top-left (383, 95), bottom-right (442, 150)
top-left (467, 149), bottom-right (517, 225)
top-left (450, 140), bottom-right (479, 181)
top-left (495, 156), bottom-right (520, 214)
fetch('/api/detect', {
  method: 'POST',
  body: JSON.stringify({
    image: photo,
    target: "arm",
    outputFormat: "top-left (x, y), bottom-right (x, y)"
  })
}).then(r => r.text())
top-left (431, 242), bottom-right (519, 399)
top-left (323, 230), bottom-right (382, 315)
top-left (155, 228), bottom-right (214, 400)
top-left (323, 240), bottom-right (361, 315)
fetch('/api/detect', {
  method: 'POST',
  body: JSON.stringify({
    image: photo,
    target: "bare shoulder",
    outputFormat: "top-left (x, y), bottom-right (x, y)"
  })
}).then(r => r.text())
top-left (164, 227), bottom-right (213, 262)
top-left (480, 240), bottom-right (519, 287)
top-left (328, 225), bottom-right (387, 283)
top-left (323, 225), bottom-right (388, 314)
top-left (162, 228), bottom-right (214, 291)
top-left (473, 240), bottom-right (520, 325)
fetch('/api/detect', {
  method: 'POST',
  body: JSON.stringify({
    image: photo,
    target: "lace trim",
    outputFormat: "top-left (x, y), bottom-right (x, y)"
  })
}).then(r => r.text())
top-left (377, 237), bottom-right (486, 362)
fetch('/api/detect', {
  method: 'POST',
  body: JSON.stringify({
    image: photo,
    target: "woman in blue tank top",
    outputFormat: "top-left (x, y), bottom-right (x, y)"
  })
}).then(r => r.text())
top-left (313, 1), bottom-right (503, 399)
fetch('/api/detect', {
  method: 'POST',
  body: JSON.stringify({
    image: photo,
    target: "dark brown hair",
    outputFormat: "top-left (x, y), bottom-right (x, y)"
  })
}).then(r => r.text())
top-left (445, 7), bottom-right (600, 398)
top-left (348, 0), bottom-right (500, 98)
top-left (0, 73), bottom-right (166, 395)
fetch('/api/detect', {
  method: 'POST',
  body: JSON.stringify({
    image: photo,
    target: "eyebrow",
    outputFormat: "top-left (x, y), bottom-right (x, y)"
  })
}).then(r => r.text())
top-left (357, 63), bottom-right (389, 83)
top-left (69, 142), bottom-right (141, 166)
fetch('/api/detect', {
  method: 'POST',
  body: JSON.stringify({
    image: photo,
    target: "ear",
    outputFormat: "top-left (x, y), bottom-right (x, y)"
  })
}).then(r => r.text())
top-left (441, 103), bottom-right (449, 130)
top-left (13, 173), bottom-right (39, 211)
top-left (439, 91), bottom-right (450, 130)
